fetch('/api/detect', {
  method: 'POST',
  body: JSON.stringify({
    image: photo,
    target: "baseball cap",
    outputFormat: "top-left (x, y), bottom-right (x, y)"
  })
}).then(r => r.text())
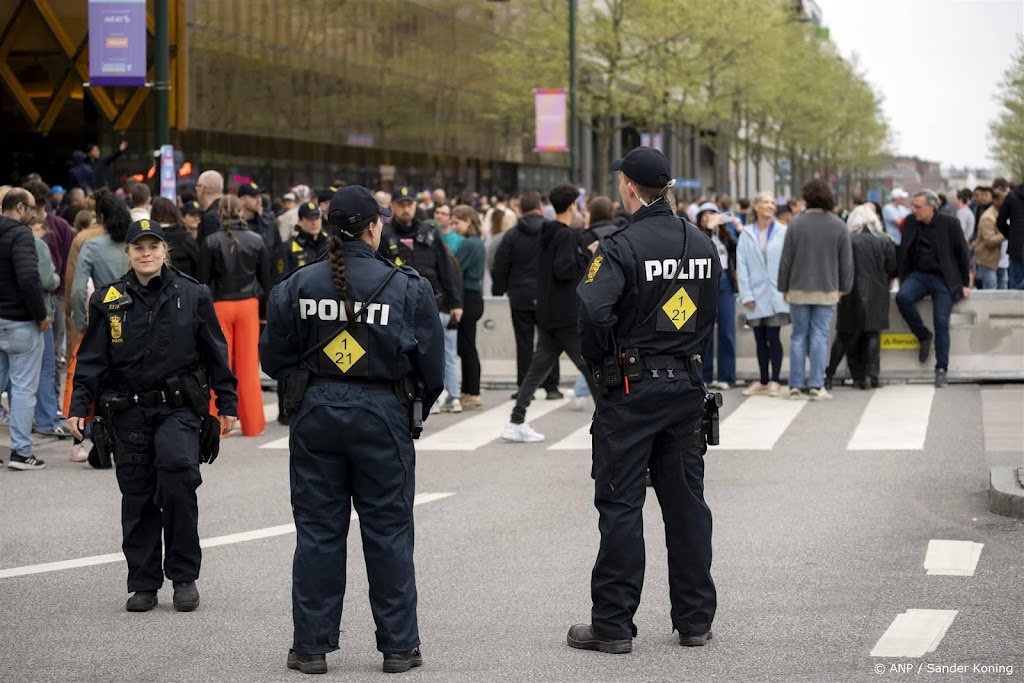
top-left (125, 218), bottom-right (166, 244)
top-left (282, 192), bottom-right (297, 202)
top-left (182, 200), bottom-right (203, 216)
top-left (696, 202), bottom-right (720, 215)
top-left (298, 201), bottom-right (321, 219)
top-left (51, 185), bottom-right (66, 195)
top-left (392, 186), bottom-right (416, 203)
top-left (328, 186), bottom-right (392, 236)
top-left (237, 181), bottom-right (261, 198)
top-left (317, 186), bottom-right (338, 204)
top-left (610, 146), bottom-right (673, 188)
top-left (891, 188), bottom-right (909, 200)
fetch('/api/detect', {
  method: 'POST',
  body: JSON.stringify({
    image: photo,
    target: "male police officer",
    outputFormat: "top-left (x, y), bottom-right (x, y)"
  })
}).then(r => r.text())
top-left (275, 201), bottom-right (329, 282)
top-left (568, 147), bottom-right (721, 653)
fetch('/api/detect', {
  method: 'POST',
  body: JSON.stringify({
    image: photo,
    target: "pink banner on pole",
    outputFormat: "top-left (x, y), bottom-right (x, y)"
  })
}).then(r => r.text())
top-left (534, 89), bottom-right (568, 153)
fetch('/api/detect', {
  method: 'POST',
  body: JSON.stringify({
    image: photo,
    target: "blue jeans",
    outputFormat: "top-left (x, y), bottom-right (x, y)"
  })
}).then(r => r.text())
top-left (976, 264), bottom-right (998, 290)
top-left (438, 312), bottom-right (460, 401)
top-left (788, 304), bottom-right (834, 390)
top-left (703, 273), bottom-right (737, 385)
top-left (33, 327), bottom-right (59, 431)
top-left (1010, 261), bottom-right (1024, 290)
top-left (0, 318), bottom-right (44, 455)
top-left (573, 372), bottom-right (590, 398)
top-left (998, 268), bottom-right (1009, 289)
top-left (895, 272), bottom-right (953, 370)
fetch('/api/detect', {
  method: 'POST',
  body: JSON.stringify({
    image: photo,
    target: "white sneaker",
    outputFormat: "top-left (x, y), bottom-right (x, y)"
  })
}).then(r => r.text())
top-left (808, 388), bottom-right (832, 401)
top-left (429, 402), bottom-right (441, 415)
top-left (742, 382), bottom-right (770, 397)
top-left (501, 422), bottom-right (545, 443)
top-left (766, 381), bottom-right (783, 397)
top-left (787, 387), bottom-right (805, 400)
top-left (440, 398), bottom-right (463, 413)
top-left (570, 395), bottom-right (592, 411)
top-left (711, 381), bottom-right (731, 390)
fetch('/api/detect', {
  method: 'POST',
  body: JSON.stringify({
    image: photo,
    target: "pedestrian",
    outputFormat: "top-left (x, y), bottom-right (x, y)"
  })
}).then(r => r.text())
top-left (695, 202), bottom-right (740, 390)
top-left (432, 204), bottom-right (462, 256)
top-left (492, 191), bottom-right (561, 400)
top-left (992, 177), bottom-right (1024, 288)
top-left (71, 193), bottom-right (131, 335)
top-left (68, 218), bottom-right (237, 612)
top-left (24, 179), bottom-right (74, 363)
top-left (86, 140), bottom-right (128, 191)
top-left (824, 204), bottom-right (897, 390)
top-left (152, 197), bottom-right (200, 279)
top-left (129, 183), bottom-right (152, 222)
top-left (0, 189), bottom-right (51, 470)
top-left (180, 200), bottom-right (203, 239)
top-left (973, 189), bottom-right (1008, 290)
top-left (379, 186), bottom-right (464, 413)
top-left (895, 190), bottom-right (971, 387)
top-left (452, 205), bottom-right (485, 409)
top-left (882, 188), bottom-right (910, 246)
top-left (501, 185), bottom-right (597, 443)
top-left (196, 170), bottom-right (224, 245)
top-left (68, 151), bottom-right (94, 193)
top-left (777, 179), bottom-right (854, 400)
top-left (569, 146), bottom-right (720, 653)
top-left (259, 185), bottom-right (444, 675)
top-left (278, 185), bottom-right (312, 243)
top-left (198, 195), bottom-right (269, 436)
top-left (738, 192), bottom-right (789, 397)
top-left (482, 192), bottom-right (517, 299)
top-left (274, 201), bottom-right (329, 282)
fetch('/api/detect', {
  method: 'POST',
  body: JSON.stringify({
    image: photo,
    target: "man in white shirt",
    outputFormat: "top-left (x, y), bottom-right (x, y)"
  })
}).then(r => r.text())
top-left (882, 188), bottom-right (910, 246)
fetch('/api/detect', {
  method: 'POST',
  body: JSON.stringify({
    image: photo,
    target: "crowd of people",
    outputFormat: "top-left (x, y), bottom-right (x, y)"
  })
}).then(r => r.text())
top-left (2, 140), bottom-right (1023, 468)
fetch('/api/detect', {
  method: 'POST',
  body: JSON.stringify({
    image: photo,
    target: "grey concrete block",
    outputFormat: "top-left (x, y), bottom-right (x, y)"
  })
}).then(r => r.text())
top-left (989, 466), bottom-right (1024, 519)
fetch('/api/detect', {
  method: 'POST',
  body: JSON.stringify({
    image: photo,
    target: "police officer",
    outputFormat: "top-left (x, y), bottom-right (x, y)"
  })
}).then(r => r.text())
top-left (260, 186), bottom-right (444, 676)
top-left (68, 219), bottom-right (238, 613)
top-left (274, 201), bottom-right (329, 282)
top-left (568, 147), bottom-right (721, 653)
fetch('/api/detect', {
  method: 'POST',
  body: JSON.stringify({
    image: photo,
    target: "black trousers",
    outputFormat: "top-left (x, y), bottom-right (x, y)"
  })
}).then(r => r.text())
top-left (111, 404), bottom-right (203, 593)
top-left (590, 376), bottom-right (716, 639)
top-left (510, 326), bottom-right (597, 424)
top-left (458, 290), bottom-right (484, 395)
top-left (510, 307), bottom-right (559, 392)
top-left (826, 331), bottom-right (881, 381)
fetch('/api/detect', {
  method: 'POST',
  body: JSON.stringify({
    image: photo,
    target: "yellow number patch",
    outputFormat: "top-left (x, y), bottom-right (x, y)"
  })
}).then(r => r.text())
top-left (661, 286), bottom-right (697, 330)
top-left (585, 255), bottom-right (603, 284)
top-left (102, 286), bottom-right (122, 304)
top-left (322, 330), bottom-right (366, 373)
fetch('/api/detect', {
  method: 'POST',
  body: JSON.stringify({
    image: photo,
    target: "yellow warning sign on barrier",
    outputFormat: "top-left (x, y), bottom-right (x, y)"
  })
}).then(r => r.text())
top-left (881, 333), bottom-right (920, 350)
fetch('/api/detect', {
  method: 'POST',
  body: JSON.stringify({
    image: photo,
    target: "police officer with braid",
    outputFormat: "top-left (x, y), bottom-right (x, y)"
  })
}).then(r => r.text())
top-left (68, 219), bottom-right (238, 613)
top-left (260, 186), bottom-right (445, 675)
top-left (567, 147), bottom-right (721, 654)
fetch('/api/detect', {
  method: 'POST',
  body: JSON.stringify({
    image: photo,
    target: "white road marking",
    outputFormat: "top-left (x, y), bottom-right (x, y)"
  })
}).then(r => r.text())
top-left (715, 396), bottom-right (806, 450)
top-left (260, 434), bottom-right (290, 450)
top-left (0, 493), bottom-right (455, 580)
top-left (870, 609), bottom-right (958, 658)
top-left (550, 422), bottom-right (592, 450)
top-left (924, 540), bottom-right (984, 576)
top-left (848, 385), bottom-right (935, 450)
top-left (416, 398), bottom-right (568, 451)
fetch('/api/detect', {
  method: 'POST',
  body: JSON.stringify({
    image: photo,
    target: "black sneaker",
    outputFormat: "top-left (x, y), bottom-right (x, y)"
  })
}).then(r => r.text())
top-left (679, 630), bottom-right (713, 647)
top-left (287, 649), bottom-right (327, 675)
top-left (277, 413), bottom-right (289, 426)
top-left (172, 581), bottom-right (200, 611)
top-left (935, 368), bottom-right (948, 388)
top-left (870, 377), bottom-right (881, 389)
top-left (126, 590), bottom-right (158, 612)
top-left (566, 624), bottom-right (632, 654)
top-left (8, 453), bottom-right (46, 471)
top-left (383, 649), bottom-right (423, 674)
top-left (918, 333), bottom-right (933, 364)
top-left (823, 375), bottom-right (833, 391)
top-left (546, 389), bottom-right (564, 400)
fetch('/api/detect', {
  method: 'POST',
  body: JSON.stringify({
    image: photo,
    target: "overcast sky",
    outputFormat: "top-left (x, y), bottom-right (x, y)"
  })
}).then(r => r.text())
top-left (815, 0), bottom-right (1023, 170)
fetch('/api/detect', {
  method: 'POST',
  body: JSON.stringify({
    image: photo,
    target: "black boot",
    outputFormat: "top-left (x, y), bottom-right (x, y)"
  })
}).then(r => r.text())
top-left (679, 630), bottom-right (713, 647)
top-left (823, 374), bottom-right (833, 391)
top-left (918, 333), bottom-right (933, 364)
top-left (172, 581), bottom-right (200, 612)
top-left (383, 649), bottom-right (423, 674)
top-left (287, 650), bottom-right (327, 675)
top-left (870, 376), bottom-right (881, 389)
top-left (126, 590), bottom-right (158, 612)
top-left (566, 624), bottom-right (632, 654)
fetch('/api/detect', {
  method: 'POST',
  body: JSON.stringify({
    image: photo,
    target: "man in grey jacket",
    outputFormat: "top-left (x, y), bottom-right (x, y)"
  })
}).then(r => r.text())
top-left (778, 180), bottom-right (854, 400)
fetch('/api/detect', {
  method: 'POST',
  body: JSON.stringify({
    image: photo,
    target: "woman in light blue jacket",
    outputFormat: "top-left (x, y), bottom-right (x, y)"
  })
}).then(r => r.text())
top-left (737, 192), bottom-right (790, 396)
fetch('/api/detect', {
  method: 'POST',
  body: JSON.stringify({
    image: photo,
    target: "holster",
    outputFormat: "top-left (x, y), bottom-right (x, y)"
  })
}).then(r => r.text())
top-left (701, 391), bottom-right (723, 453)
top-left (282, 368), bottom-right (311, 418)
top-left (409, 377), bottom-right (425, 440)
top-left (91, 416), bottom-right (113, 468)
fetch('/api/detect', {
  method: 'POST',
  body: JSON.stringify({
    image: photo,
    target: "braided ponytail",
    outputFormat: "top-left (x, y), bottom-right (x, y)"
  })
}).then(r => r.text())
top-left (328, 233), bottom-right (355, 321)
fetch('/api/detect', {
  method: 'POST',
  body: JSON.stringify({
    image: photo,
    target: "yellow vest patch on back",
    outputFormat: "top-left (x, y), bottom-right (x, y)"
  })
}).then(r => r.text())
top-left (585, 255), bottom-right (603, 284)
top-left (658, 285), bottom-right (698, 332)
top-left (103, 286), bottom-right (123, 304)
top-left (323, 329), bottom-right (366, 374)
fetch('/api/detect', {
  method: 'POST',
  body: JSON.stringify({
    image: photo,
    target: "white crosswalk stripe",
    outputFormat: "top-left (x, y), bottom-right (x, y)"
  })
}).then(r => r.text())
top-left (848, 385), bottom-right (935, 450)
top-left (870, 609), bottom-right (958, 658)
top-left (716, 395), bottom-right (806, 450)
top-left (417, 397), bottom-right (568, 451)
top-left (549, 422), bottom-right (592, 450)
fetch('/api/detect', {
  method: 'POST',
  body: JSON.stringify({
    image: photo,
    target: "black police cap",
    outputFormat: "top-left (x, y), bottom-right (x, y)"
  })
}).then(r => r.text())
top-left (298, 201), bottom-right (321, 219)
top-left (181, 200), bottom-right (204, 216)
top-left (393, 186), bottom-right (416, 203)
top-left (327, 186), bottom-right (392, 236)
top-left (125, 218), bottom-right (167, 244)
top-left (237, 181), bottom-right (261, 198)
top-left (610, 146), bottom-right (673, 189)
top-left (317, 186), bottom-right (338, 204)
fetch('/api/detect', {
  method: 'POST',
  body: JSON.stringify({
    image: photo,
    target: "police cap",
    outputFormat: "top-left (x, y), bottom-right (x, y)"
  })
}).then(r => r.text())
top-left (328, 186), bottom-right (392, 237)
top-left (125, 218), bottom-right (166, 244)
top-left (298, 201), bottom-right (321, 219)
top-left (181, 200), bottom-right (204, 216)
top-left (610, 146), bottom-right (673, 189)
top-left (237, 181), bottom-right (262, 198)
top-left (393, 186), bottom-right (416, 204)
top-left (316, 186), bottom-right (338, 204)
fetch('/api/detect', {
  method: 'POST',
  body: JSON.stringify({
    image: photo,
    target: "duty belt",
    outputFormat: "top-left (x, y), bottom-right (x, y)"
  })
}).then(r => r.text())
top-left (640, 354), bottom-right (702, 379)
top-left (308, 376), bottom-right (396, 392)
top-left (132, 389), bottom-right (171, 408)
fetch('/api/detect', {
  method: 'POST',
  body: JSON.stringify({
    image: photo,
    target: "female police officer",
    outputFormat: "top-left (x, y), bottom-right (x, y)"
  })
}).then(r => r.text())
top-left (260, 186), bottom-right (444, 676)
top-left (68, 218), bottom-right (238, 613)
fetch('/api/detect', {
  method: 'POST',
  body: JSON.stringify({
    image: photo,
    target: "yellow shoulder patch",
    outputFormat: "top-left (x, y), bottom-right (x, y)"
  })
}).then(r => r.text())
top-left (395, 256), bottom-right (404, 266)
top-left (102, 286), bottom-right (123, 303)
top-left (291, 241), bottom-right (303, 253)
top-left (584, 255), bottom-right (603, 284)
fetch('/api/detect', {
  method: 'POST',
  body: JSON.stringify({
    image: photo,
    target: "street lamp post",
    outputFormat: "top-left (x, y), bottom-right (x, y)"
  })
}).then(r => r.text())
top-left (568, 0), bottom-right (578, 186)
top-left (154, 0), bottom-right (170, 148)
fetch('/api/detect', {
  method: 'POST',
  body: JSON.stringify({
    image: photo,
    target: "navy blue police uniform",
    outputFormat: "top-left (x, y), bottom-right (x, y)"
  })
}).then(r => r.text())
top-left (570, 147), bottom-right (721, 652)
top-left (70, 219), bottom-right (237, 610)
top-left (273, 202), bottom-right (329, 284)
top-left (259, 186), bottom-right (445, 674)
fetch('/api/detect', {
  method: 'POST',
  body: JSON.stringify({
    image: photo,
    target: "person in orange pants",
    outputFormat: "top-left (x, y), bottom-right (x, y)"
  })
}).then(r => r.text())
top-left (198, 194), bottom-right (268, 436)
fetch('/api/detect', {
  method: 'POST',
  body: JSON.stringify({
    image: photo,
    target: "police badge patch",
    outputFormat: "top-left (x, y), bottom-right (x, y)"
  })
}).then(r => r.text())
top-left (109, 314), bottom-right (123, 343)
top-left (585, 255), bottom-right (603, 284)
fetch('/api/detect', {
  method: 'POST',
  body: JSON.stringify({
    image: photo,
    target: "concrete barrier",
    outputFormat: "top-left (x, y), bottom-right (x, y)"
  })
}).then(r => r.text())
top-left (476, 290), bottom-right (1024, 387)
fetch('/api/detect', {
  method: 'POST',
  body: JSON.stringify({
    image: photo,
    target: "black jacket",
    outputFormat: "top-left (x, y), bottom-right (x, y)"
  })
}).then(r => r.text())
top-left (491, 213), bottom-right (545, 310)
top-left (198, 198), bottom-right (221, 245)
top-left (68, 151), bottom-right (94, 192)
top-left (0, 216), bottom-right (47, 323)
top-left (248, 211), bottom-right (282, 255)
top-left (899, 212), bottom-right (970, 298)
top-left (198, 221), bottom-right (271, 302)
top-left (274, 230), bottom-right (330, 285)
top-left (996, 183), bottom-right (1024, 264)
top-left (90, 147), bottom-right (124, 191)
top-left (164, 224), bottom-right (201, 279)
top-left (70, 266), bottom-right (238, 417)
top-left (837, 229), bottom-right (897, 333)
top-left (536, 220), bottom-right (590, 329)
top-left (377, 219), bottom-right (463, 311)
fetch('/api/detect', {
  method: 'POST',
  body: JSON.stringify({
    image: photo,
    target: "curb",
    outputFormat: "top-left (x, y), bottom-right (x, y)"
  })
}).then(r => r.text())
top-left (988, 467), bottom-right (1024, 519)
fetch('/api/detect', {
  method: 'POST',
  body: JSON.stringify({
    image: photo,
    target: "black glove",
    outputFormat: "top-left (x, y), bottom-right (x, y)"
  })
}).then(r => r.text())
top-left (200, 414), bottom-right (221, 464)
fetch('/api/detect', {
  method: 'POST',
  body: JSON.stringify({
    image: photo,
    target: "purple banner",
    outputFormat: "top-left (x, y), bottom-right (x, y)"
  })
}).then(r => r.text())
top-left (88, 0), bottom-right (147, 87)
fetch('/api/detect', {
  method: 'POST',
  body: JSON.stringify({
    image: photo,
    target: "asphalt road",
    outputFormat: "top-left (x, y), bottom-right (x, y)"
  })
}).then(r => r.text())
top-left (1, 383), bottom-right (1022, 683)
